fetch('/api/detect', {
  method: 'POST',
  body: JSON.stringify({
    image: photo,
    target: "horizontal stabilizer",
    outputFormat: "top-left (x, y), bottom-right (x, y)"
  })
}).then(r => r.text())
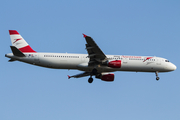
top-left (8, 58), bottom-right (16, 62)
top-left (10, 46), bottom-right (25, 57)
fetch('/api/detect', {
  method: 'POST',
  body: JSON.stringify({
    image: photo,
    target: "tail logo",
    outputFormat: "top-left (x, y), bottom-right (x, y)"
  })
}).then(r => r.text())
top-left (13, 38), bottom-right (22, 44)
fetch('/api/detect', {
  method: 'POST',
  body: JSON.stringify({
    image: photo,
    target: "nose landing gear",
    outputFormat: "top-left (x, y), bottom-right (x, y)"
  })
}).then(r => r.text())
top-left (155, 71), bottom-right (160, 81)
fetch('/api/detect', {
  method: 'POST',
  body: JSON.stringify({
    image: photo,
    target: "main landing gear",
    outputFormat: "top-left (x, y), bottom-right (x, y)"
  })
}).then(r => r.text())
top-left (88, 77), bottom-right (93, 83)
top-left (88, 68), bottom-right (97, 83)
top-left (155, 71), bottom-right (160, 81)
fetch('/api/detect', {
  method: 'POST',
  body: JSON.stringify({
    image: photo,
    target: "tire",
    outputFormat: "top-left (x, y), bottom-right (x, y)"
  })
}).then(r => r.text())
top-left (88, 77), bottom-right (93, 83)
top-left (156, 77), bottom-right (160, 81)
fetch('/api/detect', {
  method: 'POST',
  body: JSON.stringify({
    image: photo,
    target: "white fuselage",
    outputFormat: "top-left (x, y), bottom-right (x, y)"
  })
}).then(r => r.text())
top-left (6, 30), bottom-right (177, 82)
top-left (5, 52), bottom-right (177, 73)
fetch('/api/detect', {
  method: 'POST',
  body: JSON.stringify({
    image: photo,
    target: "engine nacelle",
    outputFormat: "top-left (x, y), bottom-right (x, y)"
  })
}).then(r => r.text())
top-left (108, 60), bottom-right (121, 68)
top-left (101, 73), bottom-right (114, 81)
top-left (96, 73), bottom-right (114, 82)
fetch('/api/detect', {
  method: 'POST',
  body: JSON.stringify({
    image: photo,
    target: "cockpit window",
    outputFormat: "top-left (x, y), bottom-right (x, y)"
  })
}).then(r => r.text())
top-left (165, 60), bottom-right (169, 62)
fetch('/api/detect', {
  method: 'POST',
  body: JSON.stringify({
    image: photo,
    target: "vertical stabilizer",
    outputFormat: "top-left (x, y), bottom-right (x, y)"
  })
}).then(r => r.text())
top-left (9, 30), bottom-right (36, 53)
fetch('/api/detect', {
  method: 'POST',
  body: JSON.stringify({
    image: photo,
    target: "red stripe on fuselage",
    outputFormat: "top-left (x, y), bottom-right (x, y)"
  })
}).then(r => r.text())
top-left (19, 45), bottom-right (36, 53)
top-left (9, 30), bottom-right (19, 35)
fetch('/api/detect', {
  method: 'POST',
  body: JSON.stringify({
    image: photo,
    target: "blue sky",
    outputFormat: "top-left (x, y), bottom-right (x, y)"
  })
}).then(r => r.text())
top-left (1, 0), bottom-right (180, 120)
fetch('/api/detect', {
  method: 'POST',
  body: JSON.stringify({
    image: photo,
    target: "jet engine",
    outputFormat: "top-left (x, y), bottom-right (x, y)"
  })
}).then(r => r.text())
top-left (96, 73), bottom-right (114, 82)
top-left (106, 60), bottom-right (121, 68)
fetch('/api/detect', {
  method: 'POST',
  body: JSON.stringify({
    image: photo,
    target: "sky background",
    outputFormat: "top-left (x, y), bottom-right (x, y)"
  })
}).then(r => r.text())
top-left (1, 0), bottom-right (180, 120)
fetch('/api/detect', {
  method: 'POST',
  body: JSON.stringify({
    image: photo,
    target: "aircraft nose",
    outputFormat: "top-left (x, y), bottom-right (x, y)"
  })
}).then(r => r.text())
top-left (172, 64), bottom-right (177, 70)
top-left (169, 63), bottom-right (177, 71)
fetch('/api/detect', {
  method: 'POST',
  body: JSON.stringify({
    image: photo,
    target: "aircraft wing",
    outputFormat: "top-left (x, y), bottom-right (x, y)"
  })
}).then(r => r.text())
top-left (83, 34), bottom-right (107, 65)
top-left (68, 72), bottom-right (91, 79)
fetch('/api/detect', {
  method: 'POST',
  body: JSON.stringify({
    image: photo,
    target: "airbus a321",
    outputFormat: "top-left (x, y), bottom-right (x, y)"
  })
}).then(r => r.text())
top-left (5, 30), bottom-right (177, 83)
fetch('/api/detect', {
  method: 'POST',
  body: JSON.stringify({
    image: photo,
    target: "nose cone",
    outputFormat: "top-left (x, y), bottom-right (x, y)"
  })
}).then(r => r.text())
top-left (169, 63), bottom-right (177, 71)
top-left (172, 64), bottom-right (177, 70)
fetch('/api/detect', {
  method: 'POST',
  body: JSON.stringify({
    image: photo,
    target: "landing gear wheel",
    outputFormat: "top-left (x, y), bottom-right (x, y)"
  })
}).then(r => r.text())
top-left (156, 77), bottom-right (160, 81)
top-left (155, 71), bottom-right (160, 81)
top-left (88, 77), bottom-right (93, 83)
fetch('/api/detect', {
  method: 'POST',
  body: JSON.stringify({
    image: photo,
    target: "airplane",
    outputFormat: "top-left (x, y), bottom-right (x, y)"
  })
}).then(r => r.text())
top-left (5, 30), bottom-right (177, 83)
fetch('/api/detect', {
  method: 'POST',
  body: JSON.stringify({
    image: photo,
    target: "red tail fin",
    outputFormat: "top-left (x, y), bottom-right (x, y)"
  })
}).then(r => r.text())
top-left (9, 30), bottom-right (36, 53)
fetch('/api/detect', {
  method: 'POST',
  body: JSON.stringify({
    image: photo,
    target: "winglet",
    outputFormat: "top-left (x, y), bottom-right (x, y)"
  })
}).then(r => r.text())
top-left (83, 34), bottom-right (87, 38)
top-left (68, 75), bottom-right (71, 79)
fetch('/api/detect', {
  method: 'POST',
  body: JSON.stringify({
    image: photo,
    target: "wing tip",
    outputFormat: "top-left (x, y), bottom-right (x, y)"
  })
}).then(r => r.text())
top-left (83, 33), bottom-right (87, 38)
top-left (68, 75), bottom-right (71, 79)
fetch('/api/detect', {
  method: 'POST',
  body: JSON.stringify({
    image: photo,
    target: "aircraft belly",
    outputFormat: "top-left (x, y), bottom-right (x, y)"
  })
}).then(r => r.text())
top-left (120, 61), bottom-right (158, 72)
top-left (38, 57), bottom-right (81, 69)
